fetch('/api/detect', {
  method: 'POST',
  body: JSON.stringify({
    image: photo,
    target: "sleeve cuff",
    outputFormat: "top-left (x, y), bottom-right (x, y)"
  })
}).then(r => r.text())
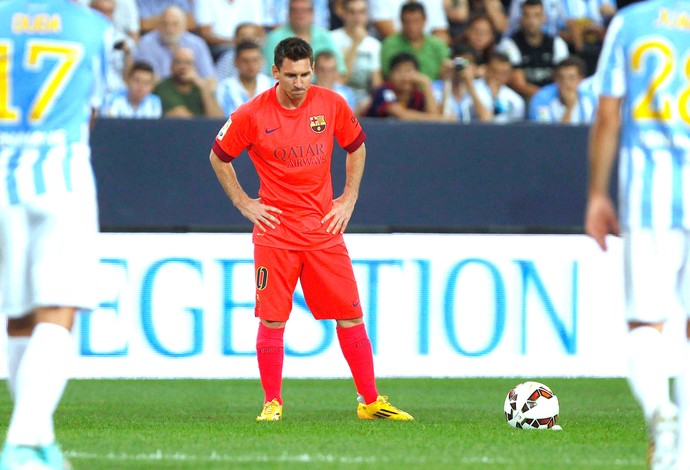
top-left (212, 141), bottom-right (235, 163)
top-left (344, 129), bottom-right (366, 153)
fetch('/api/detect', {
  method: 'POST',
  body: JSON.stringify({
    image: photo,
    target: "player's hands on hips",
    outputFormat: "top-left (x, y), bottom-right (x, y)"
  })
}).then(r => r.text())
top-left (237, 197), bottom-right (282, 232)
top-left (322, 196), bottom-right (356, 234)
top-left (584, 191), bottom-right (619, 251)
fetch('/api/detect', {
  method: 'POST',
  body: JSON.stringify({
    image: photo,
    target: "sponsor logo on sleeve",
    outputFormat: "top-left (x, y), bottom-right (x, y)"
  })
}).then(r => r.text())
top-left (217, 118), bottom-right (231, 139)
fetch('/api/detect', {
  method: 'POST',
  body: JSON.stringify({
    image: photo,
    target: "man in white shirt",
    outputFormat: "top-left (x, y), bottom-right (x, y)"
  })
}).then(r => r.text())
top-left (314, 51), bottom-right (358, 111)
top-left (113, 0), bottom-right (140, 41)
top-left (215, 41), bottom-right (274, 116)
top-left (194, 0), bottom-right (267, 60)
top-left (330, 0), bottom-right (382, 108)
top-left (91, 0), bottom-right (134, 93)
top-left (459, 52), bottom-right (525, 122)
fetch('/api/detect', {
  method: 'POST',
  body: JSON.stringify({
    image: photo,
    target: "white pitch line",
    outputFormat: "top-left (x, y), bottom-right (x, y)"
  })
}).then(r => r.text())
top-left (65, 450), bottom-right (385, 465)
top-left (64, 450), bottom-right (642, 467)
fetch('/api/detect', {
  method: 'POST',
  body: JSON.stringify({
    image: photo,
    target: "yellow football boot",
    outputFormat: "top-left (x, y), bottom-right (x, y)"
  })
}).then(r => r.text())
top-left (357, 395), bottom-right (414, 420)
top-left (256, 398), bottom-right (282, 421)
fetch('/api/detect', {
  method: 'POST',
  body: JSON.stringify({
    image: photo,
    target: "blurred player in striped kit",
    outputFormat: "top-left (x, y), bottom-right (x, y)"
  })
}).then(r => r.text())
top-left (585, 0), bottom-right (690, 468)
top-left (0, 1), bottom-right (110, 468)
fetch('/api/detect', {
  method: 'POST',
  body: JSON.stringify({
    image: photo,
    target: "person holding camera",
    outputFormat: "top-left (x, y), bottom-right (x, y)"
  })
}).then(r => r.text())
top-left (432, 46), bottom-right (483, 122)
top-left (457, 51), bottom-right (525, 122)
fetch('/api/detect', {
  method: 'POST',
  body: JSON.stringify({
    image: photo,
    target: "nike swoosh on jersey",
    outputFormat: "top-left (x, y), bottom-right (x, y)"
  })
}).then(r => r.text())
top-left (265, 127), bottom-right (280, 134)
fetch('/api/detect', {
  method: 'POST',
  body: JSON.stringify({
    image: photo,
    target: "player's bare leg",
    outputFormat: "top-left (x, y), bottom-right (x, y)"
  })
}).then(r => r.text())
top-left (336, 318), bottom-right (413, 420)
top-left (627, 321), bottom-right (678, 470)
top-left (1, 307), bottom-right (75, 470)
top-left (256, 319), bottom-right (285, 421)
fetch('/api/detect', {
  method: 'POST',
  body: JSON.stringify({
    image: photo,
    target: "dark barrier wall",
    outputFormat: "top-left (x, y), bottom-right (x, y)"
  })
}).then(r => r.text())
top-left (91, 118), bottom-right (594, 232)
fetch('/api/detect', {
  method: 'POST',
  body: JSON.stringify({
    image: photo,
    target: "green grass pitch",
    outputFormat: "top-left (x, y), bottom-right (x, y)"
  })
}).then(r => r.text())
top-left (0, 378), bottom-right (648, 469)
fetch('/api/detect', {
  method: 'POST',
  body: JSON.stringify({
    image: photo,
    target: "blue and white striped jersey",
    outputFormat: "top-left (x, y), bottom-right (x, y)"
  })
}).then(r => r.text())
top-left (528, 81), bottom-right (597, 124)
top-left (101, 90), bottom-right (162, 119)
top-left (0, 0), bottom-right (111, 206)
top-left (596, 0), bottom-right (690, 229)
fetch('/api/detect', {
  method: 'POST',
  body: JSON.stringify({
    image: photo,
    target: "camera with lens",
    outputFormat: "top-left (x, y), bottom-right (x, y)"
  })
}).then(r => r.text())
top-left (453, 57), bottom-right (470, 71)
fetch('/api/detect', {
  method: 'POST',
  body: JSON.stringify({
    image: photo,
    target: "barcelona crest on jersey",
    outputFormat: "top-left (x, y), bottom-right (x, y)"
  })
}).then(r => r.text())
top-left (309, 115), bottom-right (326, 133)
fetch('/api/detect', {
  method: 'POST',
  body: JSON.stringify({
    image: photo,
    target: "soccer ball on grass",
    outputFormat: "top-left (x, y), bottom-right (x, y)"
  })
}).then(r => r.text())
top-left (504, 381), bottom-right (560, 430)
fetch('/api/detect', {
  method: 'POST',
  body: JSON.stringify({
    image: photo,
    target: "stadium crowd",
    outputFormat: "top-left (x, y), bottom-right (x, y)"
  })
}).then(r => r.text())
top-left (87, 0), bottom-right (617, 124)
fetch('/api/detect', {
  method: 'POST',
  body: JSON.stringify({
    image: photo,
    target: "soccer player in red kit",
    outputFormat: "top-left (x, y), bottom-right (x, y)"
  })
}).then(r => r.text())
top-left (209, 37), bottom-right (414, 421)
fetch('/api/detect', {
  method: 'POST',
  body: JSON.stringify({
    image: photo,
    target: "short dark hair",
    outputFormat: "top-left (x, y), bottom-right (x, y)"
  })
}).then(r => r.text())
top-left (521, 0), bottom-right (544, 9)
top-left (314, 50), bottom-right (336, 64)
top-left (273, 37), bottom-right (314, 69)
top-left (236, 39), bottom-right (261, 57)
top-left (555, 55), bottom-right (587, 77)
top-left (389, 52), bottom-right (419, 73)
top-left (489, 51), bottom-right (511, 65)
top-left (400, 1), bottom-right (426, 20)
top-left (234, 22), bottom-right (257, 37)
top-left (128, 60), bottom-right (154, 77)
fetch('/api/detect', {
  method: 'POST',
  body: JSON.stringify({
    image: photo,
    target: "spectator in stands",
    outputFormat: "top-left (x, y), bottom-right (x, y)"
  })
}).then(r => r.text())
top-left (314, 51), bottom-right (358, 111)
top-left (215, 41), bottom-right (274, 117)
top-left (370, 0), bottom-right (450, 43)
top-left (444, 0), bottom-right (470, 41)
top-left (91, 0), bottom-right (134, 93)
top-left (458, 51), bottom-right (525, 122)
top-left (433, 45), bottom-right (481, 122)
top-left (194, 0), bottom-right (266, 61)
top-left (137, 0), bottom-right (195, 34)
top-left (263, 0), bottom-right (346, 76)
top-left (134, 6), bottom-right (215, 80)
top-left (560, 0), bottom-right (616, 75)
top-left (528, 56), bottom-right (595, 124)
top-left (215, 23), bottom-right (267, 82)
top-left (454, 14), bottom-right (497, 77)
top-left (497, 0), bottom-right (569, 100)
top-left (263, 0), bottom-right (331, 30)
top-left (330, 0), bottom-right (383, 109)
top-left (381, 2), bottom-right (450, 81)
top-left (366, 52), bottom-right (456, 121)
top-left (113, 0), bottom-right (140, 43)
top-left (467, 0), bottom-right (508, 35)
top-left (506, 0), bottom-right (567, 37)
top-left (101, 61), bottom-right (163, 118)
top-left (154, 47), bottom-right (224, 118)
top-left (329, 0), bottom-right (346, 29)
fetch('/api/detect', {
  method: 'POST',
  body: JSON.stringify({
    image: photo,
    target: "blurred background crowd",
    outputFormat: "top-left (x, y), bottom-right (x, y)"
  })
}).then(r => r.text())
top-left (81, 0), bottom-right (626, 124)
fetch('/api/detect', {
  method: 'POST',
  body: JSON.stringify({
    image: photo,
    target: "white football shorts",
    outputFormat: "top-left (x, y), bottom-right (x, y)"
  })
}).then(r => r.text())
top-left (623, 229), bottom-right (690, 323)
top-left (0, 192), bottom-right (99, 318)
